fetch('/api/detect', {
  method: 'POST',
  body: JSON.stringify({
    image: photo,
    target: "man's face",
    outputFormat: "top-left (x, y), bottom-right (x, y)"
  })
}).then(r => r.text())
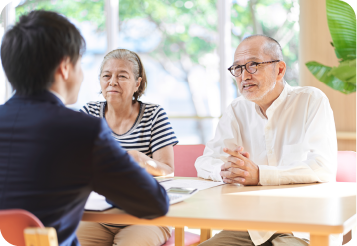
top-left (233, 39), bottom-right (278, 102)
top-left (66, 57), bottom-right (83, 104)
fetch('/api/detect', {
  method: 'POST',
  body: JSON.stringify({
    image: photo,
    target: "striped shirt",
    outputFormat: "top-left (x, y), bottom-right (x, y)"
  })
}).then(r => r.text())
top-left (80, 101), bottom-right (178, 157)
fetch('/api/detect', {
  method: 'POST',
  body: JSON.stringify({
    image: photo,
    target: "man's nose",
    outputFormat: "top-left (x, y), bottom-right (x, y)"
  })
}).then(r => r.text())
top-left (241, 67), bottom-right (251, 81)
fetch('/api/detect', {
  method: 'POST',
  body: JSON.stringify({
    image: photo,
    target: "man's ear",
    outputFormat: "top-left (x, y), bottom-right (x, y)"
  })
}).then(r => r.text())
top-left (57, 57), bottom-right (71, 80)
top-left (277, 61), bottom-right (286, 81)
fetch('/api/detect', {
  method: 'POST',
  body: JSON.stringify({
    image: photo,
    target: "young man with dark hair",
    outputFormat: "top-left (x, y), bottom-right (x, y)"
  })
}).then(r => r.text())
top-left (0, 10), bottom-right (169, 246)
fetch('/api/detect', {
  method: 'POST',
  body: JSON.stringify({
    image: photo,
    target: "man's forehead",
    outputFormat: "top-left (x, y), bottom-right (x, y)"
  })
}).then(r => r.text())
top-left (233, 50), bottom-right (264, 64)
top-left (233, 39), bottom-right (267, 64)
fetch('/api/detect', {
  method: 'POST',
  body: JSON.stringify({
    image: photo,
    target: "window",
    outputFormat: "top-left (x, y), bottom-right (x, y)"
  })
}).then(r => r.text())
top-left (231, 0), bottom-right (300, 85)
top-left (116, 0), bottom-right (225, 143)
top-left (16, 0), bottom-right (108, 109)
top-left (1, 0), bottom-right (299, 144)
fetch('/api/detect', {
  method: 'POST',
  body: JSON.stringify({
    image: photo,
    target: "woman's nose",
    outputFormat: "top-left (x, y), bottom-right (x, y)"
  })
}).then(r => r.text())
top-left (109, 77), bottom-right (118, 86)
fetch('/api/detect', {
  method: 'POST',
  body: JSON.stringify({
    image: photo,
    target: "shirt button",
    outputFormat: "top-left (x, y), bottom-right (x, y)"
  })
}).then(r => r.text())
top-left (268, 150), bottom-right (273, 154)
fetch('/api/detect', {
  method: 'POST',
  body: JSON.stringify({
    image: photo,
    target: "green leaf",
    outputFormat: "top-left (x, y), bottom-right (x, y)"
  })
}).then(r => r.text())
top-left (334, 48), bottom-right (356, 60)
top-left (305, 61), bottom-right (356, 94)
top-left (328, 59), bottom-right (356, 84)
top-left (326, 0), bottom-right (356, 60)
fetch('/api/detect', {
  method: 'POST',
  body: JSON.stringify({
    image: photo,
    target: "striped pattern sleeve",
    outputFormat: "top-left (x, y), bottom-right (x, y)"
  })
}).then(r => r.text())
top-left (79, 106), bottom-right (89, 114)
top-left (150, 106), bottom-right (178, 153)
top-left (79, 102), bottom-right (102, 117)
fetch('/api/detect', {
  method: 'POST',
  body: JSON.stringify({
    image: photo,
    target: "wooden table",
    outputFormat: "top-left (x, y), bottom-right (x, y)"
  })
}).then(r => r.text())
top-left (82, 179), bottom-right (356, 246)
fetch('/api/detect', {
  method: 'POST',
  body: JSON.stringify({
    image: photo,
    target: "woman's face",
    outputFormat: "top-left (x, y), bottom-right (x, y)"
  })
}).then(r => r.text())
top-left (100, 58), bottom-right (141, 105)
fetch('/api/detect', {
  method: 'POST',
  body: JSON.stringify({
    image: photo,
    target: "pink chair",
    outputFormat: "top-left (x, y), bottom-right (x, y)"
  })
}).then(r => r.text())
top-left (162, 229), bottom-right (203, 246)
top-left (336, 151), bottom-right (356, 245)
top-left (0, 209), bottom-right (44, 246)
top-left (336, 151), bottom-right (356, 182)
top-left (173, 144), bottom-right (205, 177)
top-left (162, 145), bottom-right (207, 246)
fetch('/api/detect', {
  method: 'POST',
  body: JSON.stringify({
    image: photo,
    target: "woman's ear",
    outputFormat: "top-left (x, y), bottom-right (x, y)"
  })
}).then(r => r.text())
top-left (136, 77), bottom-right (142, 90)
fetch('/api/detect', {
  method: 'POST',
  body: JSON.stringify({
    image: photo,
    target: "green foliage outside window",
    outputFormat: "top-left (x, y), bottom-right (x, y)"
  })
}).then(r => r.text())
top-left (16, 0), bottom-right (300, 86)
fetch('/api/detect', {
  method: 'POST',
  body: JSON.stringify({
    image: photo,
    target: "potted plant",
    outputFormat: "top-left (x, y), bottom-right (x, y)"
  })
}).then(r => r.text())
top-left (306, 0), bottom-right (356, 94)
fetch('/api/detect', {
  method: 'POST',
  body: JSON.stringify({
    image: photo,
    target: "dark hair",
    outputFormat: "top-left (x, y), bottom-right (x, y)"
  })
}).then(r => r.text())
top-left (100, 49), bottom-right (147, 103)
top-left (1, 10), bottom-right (86, 95)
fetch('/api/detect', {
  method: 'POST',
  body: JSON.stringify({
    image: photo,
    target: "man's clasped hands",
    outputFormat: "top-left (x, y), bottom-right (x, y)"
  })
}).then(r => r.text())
top-left (220, 147), bottom-right (260, 186)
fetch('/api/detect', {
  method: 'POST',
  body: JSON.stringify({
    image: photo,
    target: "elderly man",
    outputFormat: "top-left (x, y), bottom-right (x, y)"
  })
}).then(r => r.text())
top-left (195, 35), bottom-right (338, 246)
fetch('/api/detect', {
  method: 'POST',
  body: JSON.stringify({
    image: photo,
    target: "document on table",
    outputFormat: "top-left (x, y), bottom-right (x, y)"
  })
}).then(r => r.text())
top-left (85, 192), bottom-right (113, 211)
top-left (160, 179), bottom-right (224, 191)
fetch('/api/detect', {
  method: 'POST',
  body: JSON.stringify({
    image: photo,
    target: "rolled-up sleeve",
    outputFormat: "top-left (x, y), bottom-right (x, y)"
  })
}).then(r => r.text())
top-left (259, 95), bottom-right (337, 186)
top-left (195, 106), bottom-right (242, 182)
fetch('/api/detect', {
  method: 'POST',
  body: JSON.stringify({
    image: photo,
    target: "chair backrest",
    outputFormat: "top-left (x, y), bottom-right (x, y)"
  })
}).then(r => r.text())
top-left (0, 209), bottom-right (44, 246)
top-left (336, 151), bottom-right (356, 182)
top-left (174, 144), bottom-right (205, 177)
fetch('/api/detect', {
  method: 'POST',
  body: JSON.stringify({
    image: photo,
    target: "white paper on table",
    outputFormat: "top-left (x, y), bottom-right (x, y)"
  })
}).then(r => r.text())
top-left (85, 192), bottom-right (113, 211)
top-left (160, 179), bottom-right (224, 191)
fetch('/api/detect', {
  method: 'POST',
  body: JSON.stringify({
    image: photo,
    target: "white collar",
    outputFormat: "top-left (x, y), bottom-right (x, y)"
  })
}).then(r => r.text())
top-left (254, 82), bottom-right (289, 119)
top-left (48, 89), bottom-right (66, 104)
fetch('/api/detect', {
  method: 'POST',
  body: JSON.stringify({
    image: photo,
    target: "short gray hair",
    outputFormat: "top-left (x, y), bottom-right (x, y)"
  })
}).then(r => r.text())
top-left (242, 34), bottom-right (284, 61)
top-left (99, 49), bottom-right (147, 102)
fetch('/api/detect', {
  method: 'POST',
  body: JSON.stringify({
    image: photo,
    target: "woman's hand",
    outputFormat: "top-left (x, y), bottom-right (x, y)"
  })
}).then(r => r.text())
top-left (127, 146), bottom-right (174, 176)
top-left (127, 150), bottom-right (146, 168)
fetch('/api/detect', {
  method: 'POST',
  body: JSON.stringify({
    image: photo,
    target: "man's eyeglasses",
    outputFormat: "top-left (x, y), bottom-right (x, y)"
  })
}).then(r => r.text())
top-left (227, 60), bottom-right (280, 77)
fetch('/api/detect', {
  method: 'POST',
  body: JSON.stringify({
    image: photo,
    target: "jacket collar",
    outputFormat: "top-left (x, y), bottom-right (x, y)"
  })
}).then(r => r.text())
top-left (48, 90), bottom-right (65, 104)
top-left (7, 90), bottom-right (65, 106)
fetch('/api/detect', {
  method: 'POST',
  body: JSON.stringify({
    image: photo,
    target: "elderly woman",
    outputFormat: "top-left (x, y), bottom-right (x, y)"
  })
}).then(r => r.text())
top-left (77, 49), bottom-right (178, 246)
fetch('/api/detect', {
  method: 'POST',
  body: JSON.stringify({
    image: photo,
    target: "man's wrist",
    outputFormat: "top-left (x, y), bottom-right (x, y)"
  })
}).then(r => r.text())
top-left (213, 165), bottom-right (224, 182)
top-left (257, 166), bottom-right (261, 185)
top-left (257, 165), bottom-right (280, 186)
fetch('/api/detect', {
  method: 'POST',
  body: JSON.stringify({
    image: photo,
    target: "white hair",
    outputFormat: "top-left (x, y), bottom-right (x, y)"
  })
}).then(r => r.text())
top-left (99, 49), bottom-right (141, 80)
top-left (242, 34), bottom-right (284, 61)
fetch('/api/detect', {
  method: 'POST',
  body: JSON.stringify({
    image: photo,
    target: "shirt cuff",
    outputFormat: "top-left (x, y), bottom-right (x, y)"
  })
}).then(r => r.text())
top-left (258, 165), bottom-right (280, 186)
top-left (210, 165), bottom-right (223, 182)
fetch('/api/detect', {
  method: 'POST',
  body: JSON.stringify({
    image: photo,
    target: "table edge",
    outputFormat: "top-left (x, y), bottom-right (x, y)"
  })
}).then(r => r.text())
top-left (82, 211), bottom-right (351, 235)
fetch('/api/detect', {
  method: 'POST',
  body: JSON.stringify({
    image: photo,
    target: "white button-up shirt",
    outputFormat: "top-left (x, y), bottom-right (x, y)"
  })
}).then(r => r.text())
top-left (195, 83), bottom-right (339, 245)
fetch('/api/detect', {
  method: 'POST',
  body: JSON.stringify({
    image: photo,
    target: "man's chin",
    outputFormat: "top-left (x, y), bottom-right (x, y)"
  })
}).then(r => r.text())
top-left (242, 92), bottom-right (260, 101)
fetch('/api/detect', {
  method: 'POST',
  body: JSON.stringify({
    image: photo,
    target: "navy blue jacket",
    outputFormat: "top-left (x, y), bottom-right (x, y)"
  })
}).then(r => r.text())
top-left (0, 91), bottom-right (169, 246)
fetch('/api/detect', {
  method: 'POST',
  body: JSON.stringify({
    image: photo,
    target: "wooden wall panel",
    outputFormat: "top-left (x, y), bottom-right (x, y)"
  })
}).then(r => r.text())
top-left (299, 0), bottom-right (356, 151)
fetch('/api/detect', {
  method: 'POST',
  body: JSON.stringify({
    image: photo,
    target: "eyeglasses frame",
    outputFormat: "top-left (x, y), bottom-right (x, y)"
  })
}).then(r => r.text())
top-left (227, 60), bottom-right (281, 77)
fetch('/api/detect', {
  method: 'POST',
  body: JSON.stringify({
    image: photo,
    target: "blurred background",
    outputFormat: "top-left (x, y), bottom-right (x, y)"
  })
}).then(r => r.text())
top-left (0, 0), bottom-right (354, 150)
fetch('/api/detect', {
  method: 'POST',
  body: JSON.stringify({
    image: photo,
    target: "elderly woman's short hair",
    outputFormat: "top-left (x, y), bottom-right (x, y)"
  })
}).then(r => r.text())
top-left (100, 49), bottom-right (148, 103)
